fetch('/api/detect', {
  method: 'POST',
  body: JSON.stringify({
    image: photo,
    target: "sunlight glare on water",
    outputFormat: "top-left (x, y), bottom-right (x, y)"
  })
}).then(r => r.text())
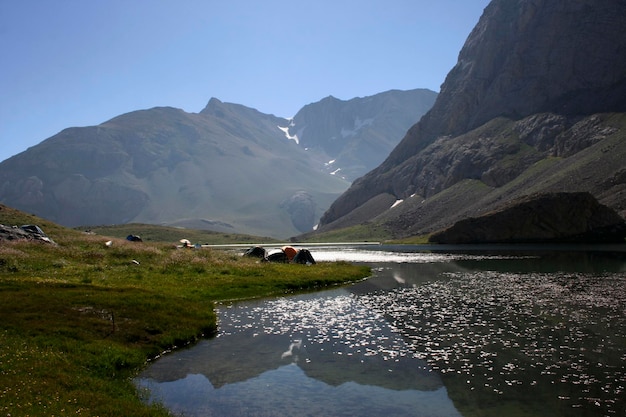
top-left (310, 247), bottom-right (521, 263)
top-left (358, 271), bottom-right (626, 415)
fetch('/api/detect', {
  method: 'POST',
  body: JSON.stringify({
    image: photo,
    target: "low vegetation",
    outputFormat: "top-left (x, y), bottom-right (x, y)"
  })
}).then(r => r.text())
top-left (0, 205), bottom-right (370, 416)
top-left (387, 235), bottom-right (431, 244)
top-left (297, 223), bottom-right (392, 243)
top-left (81, 223), bottom-right (281, 245)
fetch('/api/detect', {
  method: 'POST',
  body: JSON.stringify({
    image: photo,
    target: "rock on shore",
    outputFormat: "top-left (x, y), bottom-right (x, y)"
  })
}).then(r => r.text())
top-left (429, 192), bottom-right (626, 244)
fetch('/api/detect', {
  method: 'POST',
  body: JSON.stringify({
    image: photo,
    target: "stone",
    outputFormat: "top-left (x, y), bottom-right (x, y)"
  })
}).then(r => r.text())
top-left (280, 191), bottom-right (317, 233)
top-left (428, 192), bottom-right (626, 244)
top-left (0, 224), bottom-right (56, 244)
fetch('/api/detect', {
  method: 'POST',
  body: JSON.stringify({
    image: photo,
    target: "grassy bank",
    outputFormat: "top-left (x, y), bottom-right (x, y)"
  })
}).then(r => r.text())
top-left (0, 208), bottom-right (370, 415)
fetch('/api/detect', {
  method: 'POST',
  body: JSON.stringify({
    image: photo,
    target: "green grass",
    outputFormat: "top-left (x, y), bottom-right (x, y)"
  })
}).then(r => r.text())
top-left (298, 223), bottom-right (391, 243)
top-left (387, 234), bottom-right (431, 244)
top-left (1, 205), bottom-right (370, 416)
top-left (80, 222), bottom-right (281, 245)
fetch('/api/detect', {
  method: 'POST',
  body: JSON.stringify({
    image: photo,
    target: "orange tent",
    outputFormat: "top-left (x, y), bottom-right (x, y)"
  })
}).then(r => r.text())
top-left (282, 246), bottom-right (297, 261)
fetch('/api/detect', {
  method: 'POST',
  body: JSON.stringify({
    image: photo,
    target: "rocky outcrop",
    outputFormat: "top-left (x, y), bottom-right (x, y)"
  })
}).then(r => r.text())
top-left (429, 192), bottom-right (626, 244)
top-left (0, 224), bottom-right (56, 244)
top-left (280, 191), bottom-right (317, 233)
top-left (317, 0), bottom-right (626, 237)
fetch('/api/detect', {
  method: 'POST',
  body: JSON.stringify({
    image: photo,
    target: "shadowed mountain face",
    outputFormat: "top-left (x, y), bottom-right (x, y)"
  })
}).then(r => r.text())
top-left (316, 0), bottom-right (626, 237)
top-left (0, 90), bottom-right (435, 238)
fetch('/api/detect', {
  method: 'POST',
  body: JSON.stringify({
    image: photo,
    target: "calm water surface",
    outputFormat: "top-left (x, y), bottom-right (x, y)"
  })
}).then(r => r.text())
top-left (135, 245), bottom-right (626, 417)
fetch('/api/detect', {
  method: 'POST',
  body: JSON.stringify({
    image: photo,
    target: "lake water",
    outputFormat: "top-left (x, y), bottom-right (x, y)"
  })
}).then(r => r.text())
top-left (135, 244), bottom-right (626, 417)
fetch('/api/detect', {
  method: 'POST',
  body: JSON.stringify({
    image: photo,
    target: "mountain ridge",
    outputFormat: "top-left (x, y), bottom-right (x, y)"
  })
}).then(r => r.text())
top-left (0, 89), bottom-right (436, 238)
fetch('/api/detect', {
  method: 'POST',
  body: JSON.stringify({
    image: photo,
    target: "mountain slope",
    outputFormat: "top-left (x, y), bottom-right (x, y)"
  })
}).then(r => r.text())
top-left (286, 89), bottom-right (437, 181)
top-left (0, 90), bottom-right (435, 238)
top-left (0, 102), bottom-right (348, 238)
top-left (316, 0), bottom-right (626, 238)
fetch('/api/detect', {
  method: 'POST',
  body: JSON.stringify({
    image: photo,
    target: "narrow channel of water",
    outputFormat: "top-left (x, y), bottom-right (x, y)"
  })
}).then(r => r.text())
top-left (135, 245), bottom-right (626, 417)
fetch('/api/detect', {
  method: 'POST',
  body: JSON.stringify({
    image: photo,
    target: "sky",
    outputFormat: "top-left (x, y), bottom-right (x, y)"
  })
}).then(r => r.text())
top-left (0, 0), bottom-right (491, 163)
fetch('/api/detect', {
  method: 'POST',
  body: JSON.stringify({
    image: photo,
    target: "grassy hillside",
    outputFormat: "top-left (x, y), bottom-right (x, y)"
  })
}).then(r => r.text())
top-left (0, 204), bottom-right (370, 415)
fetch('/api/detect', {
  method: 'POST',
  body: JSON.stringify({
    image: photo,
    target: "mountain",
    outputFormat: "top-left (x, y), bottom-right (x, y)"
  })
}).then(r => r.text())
top-left (286, 89), bottom-right (437, 181)
top-left (314, 0), bottom-right (626, 239)
top-left (0, 89), bottom-right (435, 238)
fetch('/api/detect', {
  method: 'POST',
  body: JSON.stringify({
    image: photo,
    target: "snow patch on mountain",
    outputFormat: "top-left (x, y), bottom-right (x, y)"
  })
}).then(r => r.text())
top-left (278, 126), bottom-right (299, 144)
top-left (278, 119), bottom-right (301, 144)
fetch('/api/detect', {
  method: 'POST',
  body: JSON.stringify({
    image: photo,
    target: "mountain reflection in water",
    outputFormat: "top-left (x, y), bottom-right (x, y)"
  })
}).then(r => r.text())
top-left (135, 245), bottom-right (626, 417)
top-left (136, 286), bottom-right (461, 417)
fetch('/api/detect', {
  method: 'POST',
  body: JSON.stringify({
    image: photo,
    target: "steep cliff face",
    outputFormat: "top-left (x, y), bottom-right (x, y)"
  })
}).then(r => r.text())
top-left (318, 0), bottom-right (626, 233)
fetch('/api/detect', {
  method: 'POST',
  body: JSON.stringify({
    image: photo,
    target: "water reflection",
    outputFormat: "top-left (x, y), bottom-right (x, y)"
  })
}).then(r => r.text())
top-left (136, 245), bottom-right (626, 417)
top-left (137, 369), bottom-right (459, 417)
top-left (137, 287), bottom-right (462, 416)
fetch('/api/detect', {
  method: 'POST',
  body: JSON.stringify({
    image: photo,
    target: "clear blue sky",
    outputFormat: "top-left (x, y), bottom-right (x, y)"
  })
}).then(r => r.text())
top-left (0, 0), bottom-right (490, 163)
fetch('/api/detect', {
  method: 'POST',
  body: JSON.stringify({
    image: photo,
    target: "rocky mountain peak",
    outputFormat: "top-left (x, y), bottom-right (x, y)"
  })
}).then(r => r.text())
top-left (444, 0), bottom-right (626, 129)
top-left (199, 97), bottom-right (225, 114)
top-left (387, 0), bottom-right (626, 167)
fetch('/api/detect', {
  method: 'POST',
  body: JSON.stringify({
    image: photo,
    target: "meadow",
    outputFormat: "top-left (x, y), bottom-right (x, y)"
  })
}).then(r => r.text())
top-left (0, 205), bottom-right (370, 415)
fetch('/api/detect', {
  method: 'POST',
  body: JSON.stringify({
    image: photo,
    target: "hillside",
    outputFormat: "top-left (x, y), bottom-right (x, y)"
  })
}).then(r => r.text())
top-left (314, 0), bottom-right (626, 240)
top-left (0, 90), bottom-right (435, 239)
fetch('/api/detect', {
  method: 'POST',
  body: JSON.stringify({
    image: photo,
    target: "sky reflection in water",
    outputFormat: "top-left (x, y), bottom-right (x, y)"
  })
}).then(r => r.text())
top-left (136, 246), bottom-right (626, 417)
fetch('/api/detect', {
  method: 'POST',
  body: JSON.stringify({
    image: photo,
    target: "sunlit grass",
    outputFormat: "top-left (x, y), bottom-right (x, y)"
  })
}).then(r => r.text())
top-left (300, 223), bottom-right (391, 242)
top-left (0, 207), bottom-right (370, 415)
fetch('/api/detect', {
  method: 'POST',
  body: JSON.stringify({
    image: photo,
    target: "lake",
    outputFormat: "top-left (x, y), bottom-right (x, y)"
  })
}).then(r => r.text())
top-left (135, 244), bottom-right (626, 417)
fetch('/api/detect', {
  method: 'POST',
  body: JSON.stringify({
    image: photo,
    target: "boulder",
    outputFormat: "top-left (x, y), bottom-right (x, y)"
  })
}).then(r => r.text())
top-left (280, 191), bottom-right (317, 233)
top-left (0, 224), bottom-right (56, 244)
top-left (429, 192), bottom-right (626, 244)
